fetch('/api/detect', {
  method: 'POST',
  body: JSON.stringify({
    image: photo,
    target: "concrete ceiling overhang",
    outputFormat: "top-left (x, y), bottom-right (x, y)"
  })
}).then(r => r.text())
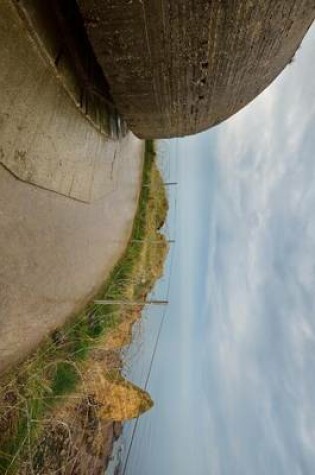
top-left (78, 0), bottom-right (315, 139)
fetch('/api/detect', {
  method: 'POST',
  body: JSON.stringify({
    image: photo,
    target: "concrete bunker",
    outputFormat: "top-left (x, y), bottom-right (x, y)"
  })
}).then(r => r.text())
top-left (77, 0), bottom-right (315, 138)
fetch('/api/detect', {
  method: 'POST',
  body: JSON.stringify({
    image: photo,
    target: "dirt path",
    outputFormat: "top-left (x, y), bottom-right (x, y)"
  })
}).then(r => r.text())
top-left (0, 133), bottom-right (144, 374)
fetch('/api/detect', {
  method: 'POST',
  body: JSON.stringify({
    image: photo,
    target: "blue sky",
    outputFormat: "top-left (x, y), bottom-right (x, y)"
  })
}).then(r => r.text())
top-left (113, 23), bottom-right (315, 475)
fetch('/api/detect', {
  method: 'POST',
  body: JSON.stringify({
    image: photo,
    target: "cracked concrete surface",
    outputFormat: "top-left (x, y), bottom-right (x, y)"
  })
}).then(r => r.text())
top-left (0, 0), bottom-right (145, 374)
top-left (0, 133), bottom-right (144, 373)
top-left (0, 0), bottom-right (124, 203)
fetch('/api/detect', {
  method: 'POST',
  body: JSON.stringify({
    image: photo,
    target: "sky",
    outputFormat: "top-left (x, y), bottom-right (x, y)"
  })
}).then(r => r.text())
top-left (108, 22), bottom-right (315, 475)
top-left (199, 25), bottom-right (315, 474)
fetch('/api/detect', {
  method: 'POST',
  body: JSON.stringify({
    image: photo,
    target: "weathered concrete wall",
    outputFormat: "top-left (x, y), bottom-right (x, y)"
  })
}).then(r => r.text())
top-left (78, 0), bottom-right (315, 138)
top-left (0, 1), bottom-right (145, 372)
top-left (0, 0), bottom-right (126, 202)
top-left (14, 0), bottom-right (123, 137)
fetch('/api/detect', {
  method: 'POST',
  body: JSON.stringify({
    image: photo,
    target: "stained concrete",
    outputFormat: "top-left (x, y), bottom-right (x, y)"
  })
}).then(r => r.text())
top-left (0, 0), bottom-right (145, 373)
top-left (0, 0), bottom-right (124, 202)
top-left (78, 0), bottom-right (315, 138)
top-left (0, 133), bottom-right (144, 373)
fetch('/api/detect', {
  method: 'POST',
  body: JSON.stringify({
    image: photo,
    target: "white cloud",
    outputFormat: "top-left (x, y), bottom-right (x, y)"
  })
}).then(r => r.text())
top-left (202, 24), bottom-right (315, 475)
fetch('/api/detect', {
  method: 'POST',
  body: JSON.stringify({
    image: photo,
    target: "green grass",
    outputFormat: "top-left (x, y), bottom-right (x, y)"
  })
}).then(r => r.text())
top-left (51, 363), bottom-right (79, 397)
top-left (0, 139), bottom-right (168, 474)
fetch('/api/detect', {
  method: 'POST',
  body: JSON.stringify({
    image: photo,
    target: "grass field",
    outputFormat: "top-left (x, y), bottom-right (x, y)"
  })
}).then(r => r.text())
top-left (0, 140), bottom-right (169, 474)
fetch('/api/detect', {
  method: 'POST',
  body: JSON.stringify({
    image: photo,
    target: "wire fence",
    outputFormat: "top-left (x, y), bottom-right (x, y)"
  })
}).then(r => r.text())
top-left (119, 139), bottom-right (179, 475)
